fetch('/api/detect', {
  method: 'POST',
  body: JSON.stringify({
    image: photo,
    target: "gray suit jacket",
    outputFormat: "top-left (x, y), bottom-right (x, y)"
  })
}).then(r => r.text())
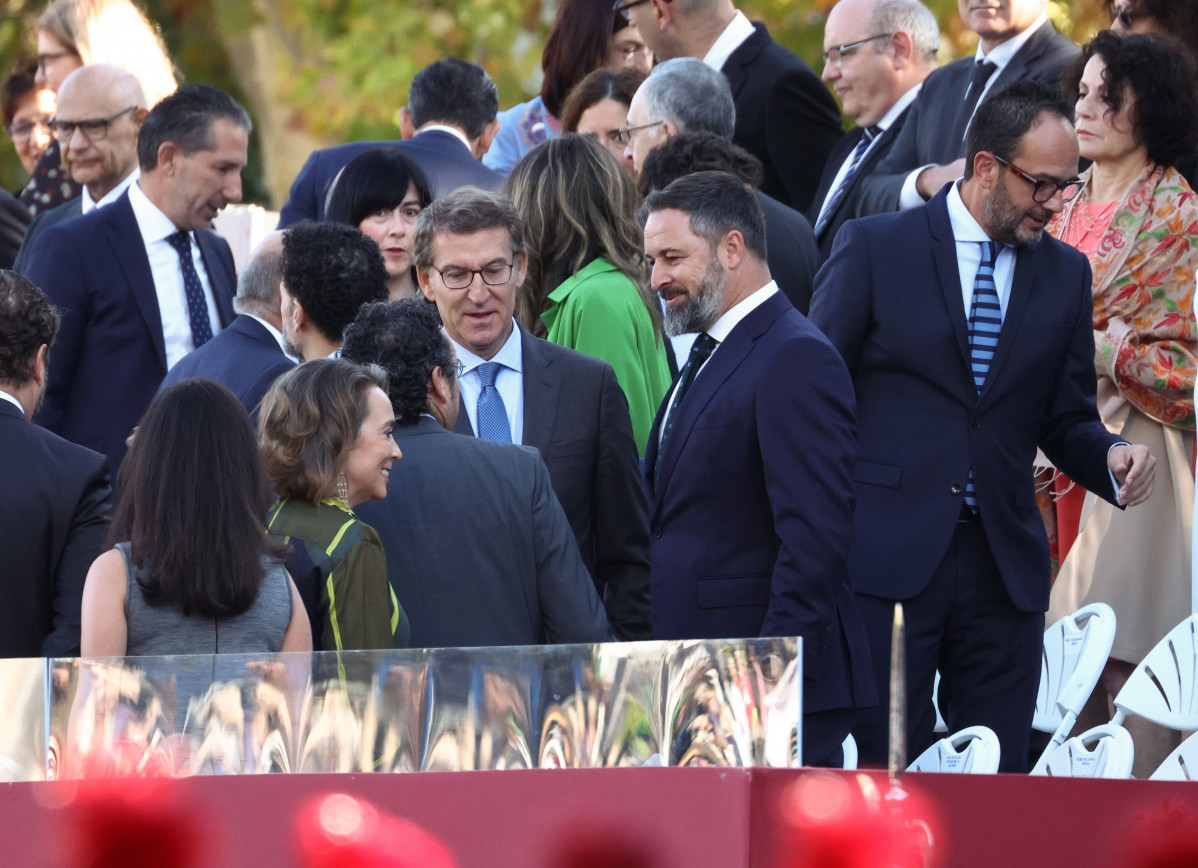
top-left (453, 327), bottom-right (652, 640)
top-left (13, 196), bottom-right (81, 274)
top-left (357, 417), bottom-right (611, 647)
top-left (856, 20), bottom-right (1079, 215)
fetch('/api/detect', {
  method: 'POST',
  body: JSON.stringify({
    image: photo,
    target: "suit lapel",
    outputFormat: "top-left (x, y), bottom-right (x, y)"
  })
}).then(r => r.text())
top-left (653, 293), bottom-right (787, 503)
top-left (809, 128), bottom-right (863, 231)
top-left (105, 194), bottom-right (167, 369)
top-left (519, 327), bottom-right (562, 455)
top-left (721, 25), bottom-right (766, 98)
top-left (926, 192), bottom-right (973, 378)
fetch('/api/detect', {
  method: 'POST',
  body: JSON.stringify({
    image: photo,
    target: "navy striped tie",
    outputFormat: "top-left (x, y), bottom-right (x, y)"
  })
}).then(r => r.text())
top-left (964, 240), bottom-right (1002, 510)
top-left (814, 125), bottom-right (880, 238)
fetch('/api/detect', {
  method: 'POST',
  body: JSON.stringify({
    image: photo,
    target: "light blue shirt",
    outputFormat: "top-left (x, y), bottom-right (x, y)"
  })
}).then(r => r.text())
top-left (451, 321), bottom-right (525, 445)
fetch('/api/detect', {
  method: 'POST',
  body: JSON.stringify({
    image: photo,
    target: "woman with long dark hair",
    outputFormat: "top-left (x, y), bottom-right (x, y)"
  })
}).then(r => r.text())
top-left (80, 379), bottom-right (311, 656)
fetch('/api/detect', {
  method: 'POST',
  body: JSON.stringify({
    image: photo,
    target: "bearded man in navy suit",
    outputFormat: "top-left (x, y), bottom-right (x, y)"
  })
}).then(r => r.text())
top-left (810, 82), bottom-right (1155, 772)
top-left (25, 84), bottom-right (246, 475)
top-left (642, 171), bottom-right (875, 767)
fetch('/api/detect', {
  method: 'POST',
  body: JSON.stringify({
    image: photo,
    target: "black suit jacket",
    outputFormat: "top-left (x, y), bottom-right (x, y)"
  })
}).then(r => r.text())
top-left (358, 417), bottom-right (611, 647)
top-left (809, 188), bottom-right (1121, 612)
top-left (757, 190), bottom-right (820, 314)
top-left (0, 400), bottom-right (111, 657)
top-left (856, 20), bottom-right (1080, 214)
top-left (0, 188), bottom-right (31, 271)
top-left (278, 130), bottom-right (504, 227)
top-left (644, 291), bottom-right (874, 715)
top-left (13, 196), bottom-right (81, 274)
top-left (158, 314), bottom-right (295, 417)
top-left (453, 328), bottom-right (651, 640)
top-left (806, 104), bottom-right (913, 261)
top-left (722, 22), bottom-right (844, 212)
top-left (25, 191), bottom-right (237, 475)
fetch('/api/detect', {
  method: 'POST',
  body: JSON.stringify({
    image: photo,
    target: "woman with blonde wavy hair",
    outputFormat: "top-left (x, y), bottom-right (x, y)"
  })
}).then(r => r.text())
top-left (504, 133), bottom-right (671, 455)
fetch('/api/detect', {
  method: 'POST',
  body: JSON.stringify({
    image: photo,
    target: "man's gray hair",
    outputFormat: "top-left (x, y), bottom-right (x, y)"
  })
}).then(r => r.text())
top-left (641, 57), bottom-right (736, 140)
top-left (872, 0), bottom-right (940, 64)
top-left (233, 233), bottom-right (284, 319)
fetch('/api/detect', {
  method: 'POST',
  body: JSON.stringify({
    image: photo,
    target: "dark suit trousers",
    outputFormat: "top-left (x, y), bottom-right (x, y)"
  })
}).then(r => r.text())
top-left (853, 519), bottom-right (1043, 773)
top-left (804, 707), bottom-right (856, 768)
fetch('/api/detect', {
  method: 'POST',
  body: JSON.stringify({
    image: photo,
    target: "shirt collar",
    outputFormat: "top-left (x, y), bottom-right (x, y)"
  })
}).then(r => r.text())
top-left (973, 12), bottom-right (1047, 66)
top-left (243, 313), bottom-right (289, 354)
top-left (418, 125), bottom-right (473, 152)
top-left (0, 389), bottom-right (25, 417)
top-left (705, 280), bottom-right (779, 344)
top-left (875, 83), bottom-right (921, 131)
top-left (703, 10), bottom-right (755, 71)
top-left (128, 178), bottom-right (183, 245)
top-left (81, 167), bottom-right (140, 214)
top-left (947, 181), bottom-right (992, 244)
top-left (450, 319), bottom-right (524, 375)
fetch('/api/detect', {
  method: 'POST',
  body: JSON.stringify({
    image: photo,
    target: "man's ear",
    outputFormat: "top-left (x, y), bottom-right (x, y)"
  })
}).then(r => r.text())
top-left (156, 140), bottom-right (183, 175)
top-left (399, 107), bottom-right (417, 140)
top-left (649, 0), bottom-right (674, 30)
top-left (417, 268), bottom-right (436, 302)
top-left (475, 119), bottom-right (501, 159)
top-left (972, 151), bottom-right (999, 191)
top-left (32, 344), bottom-right (48, 388)
top-left (890, 30), bottom-right (914, 69)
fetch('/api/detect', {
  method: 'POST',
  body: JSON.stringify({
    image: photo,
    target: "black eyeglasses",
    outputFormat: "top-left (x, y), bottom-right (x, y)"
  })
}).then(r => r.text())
top-left (821, 33), bottom-right (893, 65)
top-left (613, 0), bottom-right (649, 21)
top-left (4, 115), bottom-right (51, 140)
top-left (49, 106), bottom-right (138, 143)
top-left (432, 261), bottom-right (515, 290)
top-left (613, 120), bottom-right (664, 146)
top-left (990, 153), bottom-right (1082, 204)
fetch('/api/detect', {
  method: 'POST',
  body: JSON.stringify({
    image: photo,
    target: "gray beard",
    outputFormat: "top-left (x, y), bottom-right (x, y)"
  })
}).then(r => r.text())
top-left (662, 259), bottom-right (725, 337)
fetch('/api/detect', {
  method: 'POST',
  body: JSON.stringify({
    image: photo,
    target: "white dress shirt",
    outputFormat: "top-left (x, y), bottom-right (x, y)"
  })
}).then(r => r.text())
top-left (946, 181), bottom-right (1015, 319)
top-left (659, 282), bottom-right (779, 443)
top-left (0, 389), bottom-right (25, 416)
top-left (451, 322), bottom-right (525, 444)
top-left (81, 168), bottom-right (139, 214)
top-left (702, 10), bottom-right (755, 71)
top-left (244, 313), bottom-right (290, 356)
top-left (419, 124), bottom-right (473, 152)
top-left (898, 13), bottom-right (1051, 210)
top-left (815, 85), bottom-right (922, 223)
top-left (127, 181), bottom-right (221, 369)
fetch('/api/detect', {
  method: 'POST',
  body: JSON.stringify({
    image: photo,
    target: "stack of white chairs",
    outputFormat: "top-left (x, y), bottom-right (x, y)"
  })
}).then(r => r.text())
top-left (1029, 603), bottom-right (1118, 774)
top-left (1032, 723), bottom-right (1134, 778)
top-left (907, 726), bottom-right (1000, 774)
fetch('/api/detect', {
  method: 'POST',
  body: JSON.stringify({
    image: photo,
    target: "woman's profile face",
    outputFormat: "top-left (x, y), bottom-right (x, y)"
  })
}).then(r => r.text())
top-left (34, 30), bottom-right (82, 93)
top-left (358, 181), bottom-right (423, 286)
top-left (342, 386), bottom-right (401, 507)
top-left (1073, 54), bottom-right (1142, 166)
top-left (577, 98), bottom-right (636, 176)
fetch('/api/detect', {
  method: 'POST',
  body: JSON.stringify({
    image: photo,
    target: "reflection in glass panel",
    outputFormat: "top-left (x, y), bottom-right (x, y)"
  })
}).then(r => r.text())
top-left (39, 639), bottom-right (800, 777)
top-left (0, 658), bottom-right (47, 782)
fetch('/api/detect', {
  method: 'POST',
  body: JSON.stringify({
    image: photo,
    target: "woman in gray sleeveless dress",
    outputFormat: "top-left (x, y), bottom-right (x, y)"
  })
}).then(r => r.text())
top-left (79, 379), bottom-right (312, 656)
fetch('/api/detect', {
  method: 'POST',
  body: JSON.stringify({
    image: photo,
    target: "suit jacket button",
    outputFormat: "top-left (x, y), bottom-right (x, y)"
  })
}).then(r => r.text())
top-left (652, 527), bottom-right (662, 539)
top-left (950, 484), bottom-right (962, 495)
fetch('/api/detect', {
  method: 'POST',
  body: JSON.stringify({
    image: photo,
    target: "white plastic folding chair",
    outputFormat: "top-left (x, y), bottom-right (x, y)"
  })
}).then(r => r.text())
top-left (1029, 603), bottom-right (1117, 774)
top-left (1149, 730), bottom-right (1198, 780)
top-left (1031, 723), bottom-right (1134, 778)
top-left (907, 726), bottom-right (1000, 774)
top-left (842, 734), bottom-right (858, 770)
top-left (1111, 614), bottom-right (1198, 734)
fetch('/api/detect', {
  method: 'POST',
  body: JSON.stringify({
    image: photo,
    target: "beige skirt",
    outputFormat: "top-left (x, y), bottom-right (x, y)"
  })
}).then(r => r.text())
top-left (1047, 402), bottom-right (1195, 664)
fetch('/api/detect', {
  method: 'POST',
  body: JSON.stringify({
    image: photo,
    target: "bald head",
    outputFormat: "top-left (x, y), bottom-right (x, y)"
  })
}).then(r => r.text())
top-left (55, 64), bottom-right (147, 200)
top-left (234, 231), bottom-right (286, 327)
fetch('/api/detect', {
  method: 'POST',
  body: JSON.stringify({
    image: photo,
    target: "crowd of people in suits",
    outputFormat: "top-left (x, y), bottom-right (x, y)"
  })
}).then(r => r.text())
top-left (1, 0), bottom-right (1196, 775)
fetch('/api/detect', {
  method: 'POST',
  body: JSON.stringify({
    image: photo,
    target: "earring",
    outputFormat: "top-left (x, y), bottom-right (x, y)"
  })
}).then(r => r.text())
top-left (336, 473), bottom-right (350, 505)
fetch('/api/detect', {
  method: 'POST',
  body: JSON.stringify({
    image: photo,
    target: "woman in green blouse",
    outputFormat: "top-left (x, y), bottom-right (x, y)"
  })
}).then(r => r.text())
top-left (504, 134), bottom-right (671, 455)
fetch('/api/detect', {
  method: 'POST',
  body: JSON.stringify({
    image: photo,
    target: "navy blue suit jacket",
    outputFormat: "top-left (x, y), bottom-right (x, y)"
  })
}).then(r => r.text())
top-left (722, 22), bottom-right (844, 213)
top-left (757, 190), bottom-right (820, 315)
top-left (278, 130), bottom-right (504, 227)
top-left (645, 290), bottom-right (875, 715)
top-left (158, 314), bottom-right (295, 417)
top-left (809, 189), bottom-right (1121, 612)
top-left (25, 191), bottom-right (237, 475)
top-left (13, 195), bottom-right (81, 274)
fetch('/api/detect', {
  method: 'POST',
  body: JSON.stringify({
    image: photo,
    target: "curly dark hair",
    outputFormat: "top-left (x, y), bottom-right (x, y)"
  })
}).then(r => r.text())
top-left (637, 131), bottom-right (764, 198)
top-left (0, 270), bottom-right (59, 385)
top-left (281, 221), bottom-right (389, 343)
top-left (341, 299), bottom-right (453, 425)
top-left (1060, 31), bottom-right (1198, 168)
top-left (1105, 0), bottom-right (1198, 58)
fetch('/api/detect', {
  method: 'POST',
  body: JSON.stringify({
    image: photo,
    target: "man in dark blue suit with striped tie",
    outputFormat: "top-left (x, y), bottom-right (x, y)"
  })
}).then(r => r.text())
top-left (809, 81), bottom-right (1156, 772)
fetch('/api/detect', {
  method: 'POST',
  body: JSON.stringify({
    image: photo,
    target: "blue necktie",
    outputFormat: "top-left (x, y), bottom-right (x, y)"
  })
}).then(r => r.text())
top-left (814, 125), bottom-right (880, 238)
top-left (655, 333), bottom-right (717, 480)
top-left (475, 361), bottom-right (512, 443)
top-left (964, 241), bottom-right (1002, 511)
top-left (166, 229), bottom-right (213, 348)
